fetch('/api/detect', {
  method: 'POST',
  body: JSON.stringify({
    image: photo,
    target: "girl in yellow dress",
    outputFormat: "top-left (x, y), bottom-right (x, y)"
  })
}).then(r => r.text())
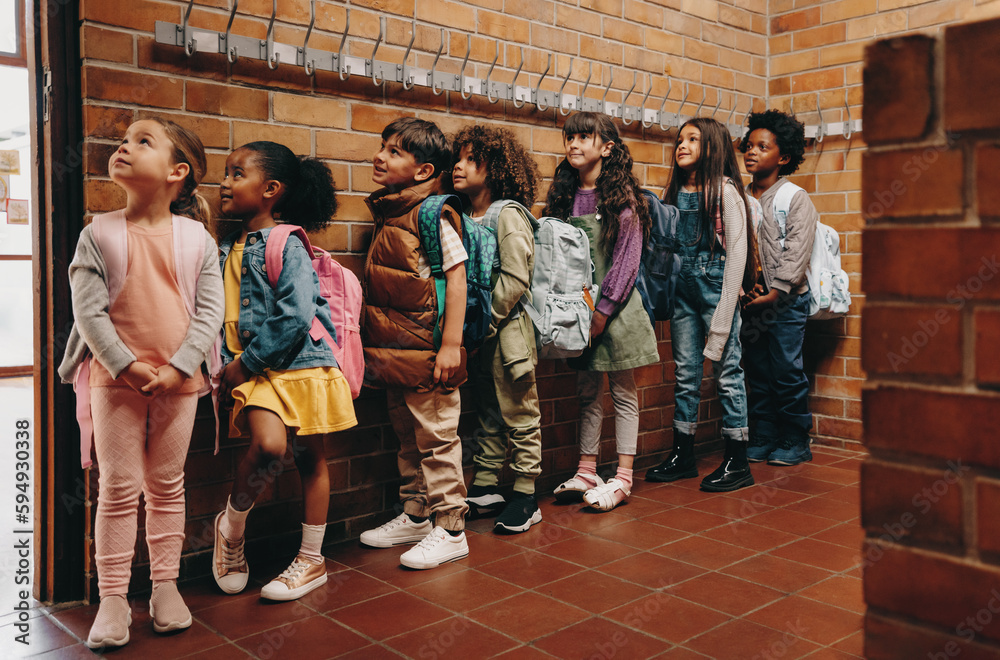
top-left (212, 141), bottom-right (356, 601)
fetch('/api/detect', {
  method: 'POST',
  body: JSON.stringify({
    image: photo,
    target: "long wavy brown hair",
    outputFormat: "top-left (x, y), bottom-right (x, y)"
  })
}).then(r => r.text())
top-left (543, 112), bottom-right (650, 257)
top-left (664, 117), bottom-right (760, 293)
top-left (450, 125), bottom-right (539, 209)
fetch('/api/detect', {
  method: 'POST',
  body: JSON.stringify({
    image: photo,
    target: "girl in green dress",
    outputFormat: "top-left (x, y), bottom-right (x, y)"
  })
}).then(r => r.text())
top-left (546, 112), bottom-right (659, 512)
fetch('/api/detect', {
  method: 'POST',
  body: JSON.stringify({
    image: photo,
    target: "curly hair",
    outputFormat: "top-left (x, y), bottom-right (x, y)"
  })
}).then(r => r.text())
top-left (450, 125), bottom-right (539, 209)
top-left (236, 141), bottom-right (338, 233)
top-left (739, 110), bottom-right (807, 176)
top-left (542, 112), bottom-right (650, 257)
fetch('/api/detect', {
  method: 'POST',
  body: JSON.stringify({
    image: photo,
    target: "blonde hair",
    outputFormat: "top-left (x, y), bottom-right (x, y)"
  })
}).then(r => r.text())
top-left (146, 117), bottom-right (211, 226)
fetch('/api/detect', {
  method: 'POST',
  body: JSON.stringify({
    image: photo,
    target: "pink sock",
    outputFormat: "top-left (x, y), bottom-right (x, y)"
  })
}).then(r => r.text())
top-left (616, 467), bottom-right (634, 492)
top-left (577, 461), bottom-right (599, 488)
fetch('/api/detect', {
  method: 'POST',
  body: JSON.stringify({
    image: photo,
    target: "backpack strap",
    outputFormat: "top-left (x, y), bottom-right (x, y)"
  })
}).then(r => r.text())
top-left (76, 211), bottom-right (127, 468)
top-left (172, 215), bottom-right (207, 317)
top-left (90, 210), bottom-right (129, 306)
top-left (771, 180), bottom-right (805, 248)
top-left (417, 195), bottom-right (463, 350)
top-left (483, 199), bottom-right (536, 269)
top-left (263, 224), bottom-right (338, 350)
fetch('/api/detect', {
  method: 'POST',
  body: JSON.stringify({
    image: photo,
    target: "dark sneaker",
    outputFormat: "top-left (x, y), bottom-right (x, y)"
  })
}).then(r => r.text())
top-left (467, 484), bottom-right (506, 519)
top-left (746, 436), bottom-right (778, 463)
top-left (494, 493), bottom-right (542, 534)
top-left (767, 437), bottom-right (813, 466)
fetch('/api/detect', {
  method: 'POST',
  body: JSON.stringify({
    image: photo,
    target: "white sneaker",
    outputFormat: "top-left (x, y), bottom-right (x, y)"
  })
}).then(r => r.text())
top-left (360, 513), bottom-right (433, 548)
top-left (399, 527), bottom-right (469, 570)
top-left (583, 478), bottom-right (631, 512)
top-left (554, 473), bottom-right (604, 502)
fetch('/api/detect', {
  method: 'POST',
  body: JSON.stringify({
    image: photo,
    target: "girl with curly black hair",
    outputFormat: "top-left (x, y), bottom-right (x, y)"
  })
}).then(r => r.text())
top-left (450, 125), bottom-right (544, 533)
top-left (739, 110), bottom-right (817, 468)
top-left (545, 112), bottom-right (659, 513)
top-left (212, 141), bottom-right (356, 602)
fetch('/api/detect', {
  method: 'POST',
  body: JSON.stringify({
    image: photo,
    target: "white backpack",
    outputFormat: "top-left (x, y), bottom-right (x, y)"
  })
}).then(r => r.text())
top-left (772, 182), bottom-right (851, 320)
top-left (484, 201), bottom-right (598, 360)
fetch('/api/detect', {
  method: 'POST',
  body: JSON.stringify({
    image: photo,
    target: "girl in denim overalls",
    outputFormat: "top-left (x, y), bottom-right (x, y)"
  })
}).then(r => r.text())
top-left (646, 118), bottom-right (760, 492)
top-left (546, 112), bottom-right (659, 512)
top-left (212, 141), bottom-right (357, 601)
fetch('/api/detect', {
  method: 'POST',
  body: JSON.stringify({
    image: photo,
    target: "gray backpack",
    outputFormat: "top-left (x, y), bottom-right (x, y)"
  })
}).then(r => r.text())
top-left (485, 201), bottom-right (598, 359)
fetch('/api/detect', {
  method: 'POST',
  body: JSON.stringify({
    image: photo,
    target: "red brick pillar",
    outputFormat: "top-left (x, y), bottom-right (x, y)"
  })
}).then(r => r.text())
top-left (861, 18), bottom-right (1000, 660)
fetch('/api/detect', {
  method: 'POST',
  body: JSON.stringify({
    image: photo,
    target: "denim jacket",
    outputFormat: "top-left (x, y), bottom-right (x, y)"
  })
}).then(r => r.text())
top-left (218, 226), bottom-right (338, 374)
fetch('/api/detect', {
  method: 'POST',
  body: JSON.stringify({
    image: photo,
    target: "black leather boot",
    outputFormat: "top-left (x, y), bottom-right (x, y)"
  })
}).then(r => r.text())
top-left (700, 439), bottom-right (754, 492)
top-left (645, 433), bottom-right (698, 482)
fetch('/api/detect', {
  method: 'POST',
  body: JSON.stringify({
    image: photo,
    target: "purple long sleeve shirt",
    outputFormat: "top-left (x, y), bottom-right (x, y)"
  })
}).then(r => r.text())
top-left (572, 188), bottom-right (643, 316)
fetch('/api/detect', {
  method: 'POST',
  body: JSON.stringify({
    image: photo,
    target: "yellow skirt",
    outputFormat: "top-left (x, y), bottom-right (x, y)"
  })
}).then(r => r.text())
top-left (229, 366), bottom-right (357, 438)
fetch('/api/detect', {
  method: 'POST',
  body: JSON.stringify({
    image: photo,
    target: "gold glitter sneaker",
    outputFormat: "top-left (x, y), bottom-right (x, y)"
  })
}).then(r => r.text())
top-left (212, 511), bottom-right (249, 594)
top-left (260, 555), bottom-right (328, 601)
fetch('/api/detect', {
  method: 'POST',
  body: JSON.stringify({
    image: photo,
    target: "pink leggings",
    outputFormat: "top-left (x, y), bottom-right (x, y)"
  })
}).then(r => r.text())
top-left (91, 387), bottom-right (198, 597)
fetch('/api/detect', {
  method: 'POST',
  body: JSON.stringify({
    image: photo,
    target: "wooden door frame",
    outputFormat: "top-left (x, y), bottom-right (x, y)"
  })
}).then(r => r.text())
top-left (33, 0), bottom-right (86, 603)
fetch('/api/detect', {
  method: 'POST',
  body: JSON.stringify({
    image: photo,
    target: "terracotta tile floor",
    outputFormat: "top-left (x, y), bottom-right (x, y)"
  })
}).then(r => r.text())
top-left (31, 445), bottom-right (865, 659)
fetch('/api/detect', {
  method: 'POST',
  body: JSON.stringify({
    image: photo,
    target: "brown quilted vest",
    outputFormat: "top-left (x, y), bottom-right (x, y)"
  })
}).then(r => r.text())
top-left (362, 179), bottom-right (467, 391)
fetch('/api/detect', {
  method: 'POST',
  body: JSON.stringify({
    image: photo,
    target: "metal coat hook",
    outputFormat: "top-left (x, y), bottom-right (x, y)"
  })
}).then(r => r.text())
top-left (485, 41), bottom-right (500, 103)
top-left (710, 92), bottom-right (722, 120)
top-left (337, 8), bottom-right (351, 80)
top-left (511, 47), bottom-right (526, 108)
top-left (458, 39), bottom-right (473, 99)
top-left (789, 96), bottom-right (794, 116)
top-left (657, 77), bottom-right (673, 131)
top-left (639, 74), bottom-right (653, 128)
top-left (430, 29), bottom-right (446, 95)
top-left (370, 16), bottom-right (385, 86)
top-left (726, 92), bottom-right (737, 127)
top-left (401, 20), bottom-right (416, 90)
top-left (843, 89), bottom-right (853, 139)
top-left (224, 0), bottom-right (239, 62)
top-left (265, 0), bottom-right (278, 69)
top-left (557, 57), bottom-right (574, 116)
top-left (534, 54), bottom-right (552, 111)
top-left (693, 87), bottom-right (706, 117)
top-left (675, 82), bottom-right (690, 128)
top-left (620, 71), bottom-right (637, 125)
top-left (182, 0), bottom-right (196, 56)
top-left (302, 0), bottom-right (316, 75)
top-left (600, 68), bottom-right (615, 114)
top-left (815, 92), bottom-right (825, 143)
top-left (580, 62), bottom-right (593, 104)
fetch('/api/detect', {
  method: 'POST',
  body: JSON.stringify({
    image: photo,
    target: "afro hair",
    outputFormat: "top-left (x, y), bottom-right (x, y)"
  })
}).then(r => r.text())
top-left (739, 110), bottom-right (807, 176)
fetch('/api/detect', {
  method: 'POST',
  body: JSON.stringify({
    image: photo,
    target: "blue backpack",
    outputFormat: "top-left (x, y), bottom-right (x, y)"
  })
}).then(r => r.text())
top-left (418, 194), bottom-right (498, 351)
top-left (636, 189), bottom-right (682, 323)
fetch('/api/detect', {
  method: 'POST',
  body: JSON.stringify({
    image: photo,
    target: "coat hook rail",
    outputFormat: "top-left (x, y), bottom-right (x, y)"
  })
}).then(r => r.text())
top-left (154, 7), bottom-right (862, 138)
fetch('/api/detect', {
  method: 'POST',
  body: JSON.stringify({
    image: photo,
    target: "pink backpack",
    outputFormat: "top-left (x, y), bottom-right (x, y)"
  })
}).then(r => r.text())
top-left (73, 210), bottom-right (222, 468)
top-left (264, 225), bottom-right (364, 399)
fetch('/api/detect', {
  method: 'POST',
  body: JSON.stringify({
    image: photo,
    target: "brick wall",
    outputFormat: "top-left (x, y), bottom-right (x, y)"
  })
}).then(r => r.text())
top-left (860, 15), bottom-right (1000, 660)
top-left (72, 0), bottom-right (1000, 595)
top-left (768, 0), bottom-right (1000, 449)
top-left (77, 0), bottom-right (773, 596)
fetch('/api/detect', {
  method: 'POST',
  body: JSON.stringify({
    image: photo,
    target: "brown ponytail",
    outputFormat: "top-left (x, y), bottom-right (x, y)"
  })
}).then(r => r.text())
top-left (148, 117), bottom-right (212, 227)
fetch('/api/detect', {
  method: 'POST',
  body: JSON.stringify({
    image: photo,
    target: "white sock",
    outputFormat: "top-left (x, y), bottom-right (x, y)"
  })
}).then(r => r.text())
top-left (299, 523), bottom-right (326, 564)
top-left (220, 497), bottom-right (251, 541)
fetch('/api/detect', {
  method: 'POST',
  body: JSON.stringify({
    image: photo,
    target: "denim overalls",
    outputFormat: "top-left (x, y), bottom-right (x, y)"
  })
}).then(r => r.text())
top-left (670, 190), bottom-right (749, 442)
